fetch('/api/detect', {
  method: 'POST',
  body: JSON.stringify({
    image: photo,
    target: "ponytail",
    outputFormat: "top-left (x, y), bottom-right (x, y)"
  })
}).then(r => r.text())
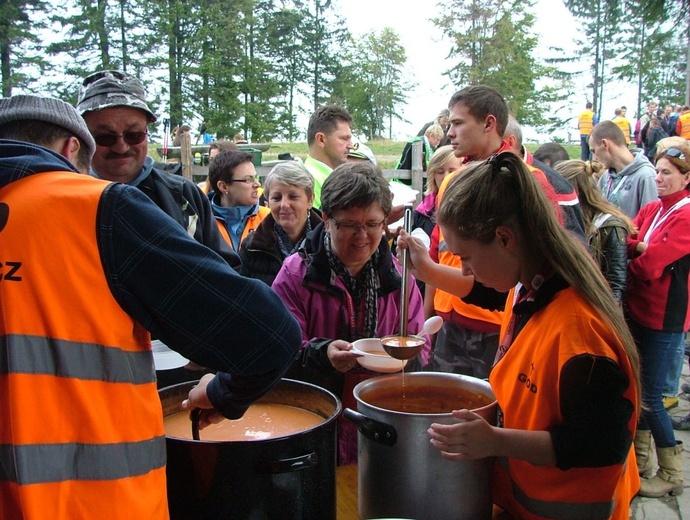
top-left (438, 152), bottom-right (640, 401)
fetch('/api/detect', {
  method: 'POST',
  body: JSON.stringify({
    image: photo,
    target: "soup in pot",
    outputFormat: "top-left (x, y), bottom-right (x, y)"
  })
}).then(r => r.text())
top-left (362, 384), bottom-right (494, 414)
top-left (165, 403), bottom-right (324, 441)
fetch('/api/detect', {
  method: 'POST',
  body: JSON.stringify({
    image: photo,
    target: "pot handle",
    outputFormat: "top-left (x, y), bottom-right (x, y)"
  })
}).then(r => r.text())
top-left (342, 408), bottom-right (397, 447)
top-left (255, 452), bottom-right (318, 474)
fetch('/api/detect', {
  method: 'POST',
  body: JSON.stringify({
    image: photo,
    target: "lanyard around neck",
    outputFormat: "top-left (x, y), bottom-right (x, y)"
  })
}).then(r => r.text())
top-left (493, 272), bottom-right (547, 366)
top-left (605, 175), bottom-right (625, 200)
top-left (643, 196), bottom-right (690, 244)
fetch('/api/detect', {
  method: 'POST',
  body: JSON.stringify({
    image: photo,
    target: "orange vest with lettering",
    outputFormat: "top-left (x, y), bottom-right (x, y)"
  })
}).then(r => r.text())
top-left (579, 110), bottom-right (595, 136)
top-left (491, 287), bottom-right (639, 520)
top-left (217, 205), bottom-right (271, 249)
top-left (0, 172), bottom-right (168, 520)
top-left (612, 117), bottom-right (631, 144)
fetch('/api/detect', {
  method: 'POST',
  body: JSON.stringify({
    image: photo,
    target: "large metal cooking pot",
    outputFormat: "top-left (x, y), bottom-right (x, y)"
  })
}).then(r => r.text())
top-left (344, 372), bottom-right (497, 520)
top-left (159, 379), bottom-right (341, 520)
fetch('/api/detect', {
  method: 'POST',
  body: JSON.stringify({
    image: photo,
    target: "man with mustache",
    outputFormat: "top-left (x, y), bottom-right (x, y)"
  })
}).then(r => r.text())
top-left (77, 70), bottom-right (239, 268)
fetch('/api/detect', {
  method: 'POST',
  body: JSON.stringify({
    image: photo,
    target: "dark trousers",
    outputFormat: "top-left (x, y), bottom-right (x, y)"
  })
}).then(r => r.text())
top-left (580, 135), bottom-right (591, 161)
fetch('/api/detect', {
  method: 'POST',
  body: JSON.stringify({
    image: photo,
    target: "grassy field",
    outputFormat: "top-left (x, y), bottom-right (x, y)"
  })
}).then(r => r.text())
top-left (260, 140), bottom-right (582, 169)
top-left (151, 139), bottom-right (582, 170)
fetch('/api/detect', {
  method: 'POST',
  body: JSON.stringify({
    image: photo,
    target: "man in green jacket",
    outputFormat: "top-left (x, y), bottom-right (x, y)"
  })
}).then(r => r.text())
top-left (303, 105), bottom-right (353, 209)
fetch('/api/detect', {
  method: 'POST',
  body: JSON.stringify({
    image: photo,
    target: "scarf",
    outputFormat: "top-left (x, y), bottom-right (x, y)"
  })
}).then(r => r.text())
top-left (324, 232), bottom-right (380, 339)
top-left (275, 215), bottom-right (313, 258)
top-left (211, 198), bottom-right (256, 249)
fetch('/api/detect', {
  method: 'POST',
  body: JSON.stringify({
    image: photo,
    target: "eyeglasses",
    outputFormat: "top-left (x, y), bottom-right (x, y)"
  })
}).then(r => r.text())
top-left (329, 217), bottom-right (386, 234)
top-left (93, 131), bottom-right (148, 147)
top-left (229, 176), bottom-right (260, 184)
top-left (666, 148), bottom-right (686, 161)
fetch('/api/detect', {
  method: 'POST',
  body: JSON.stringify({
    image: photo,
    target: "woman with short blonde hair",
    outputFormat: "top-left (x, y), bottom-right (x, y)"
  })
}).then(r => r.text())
top-left (239, 161), bottom-right (319, 286)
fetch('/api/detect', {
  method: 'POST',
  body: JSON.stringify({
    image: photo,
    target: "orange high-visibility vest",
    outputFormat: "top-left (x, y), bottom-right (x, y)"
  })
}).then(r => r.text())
top-left (612, 117), bottom-right (631, 144)
top-left (216, 205), bottom-right (271, 249)
top-left (0, 172), bottom-right (168, 520)
top-left (491, 287), bottom-right (639, 520)
top-left (678, 112), bottom-right (690, 139)
top-left (579, 110), bottom-right (595, 136)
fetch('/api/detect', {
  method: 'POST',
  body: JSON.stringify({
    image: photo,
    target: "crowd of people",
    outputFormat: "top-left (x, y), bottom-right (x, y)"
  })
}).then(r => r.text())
top-left (1, 68), bottom-right (689, 520)
top-left (579, 100), bottom-right (690, 163)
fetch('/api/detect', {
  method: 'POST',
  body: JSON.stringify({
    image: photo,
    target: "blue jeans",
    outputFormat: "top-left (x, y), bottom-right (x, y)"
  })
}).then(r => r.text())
top-left (629, 319), bottom-right (680, 448)
top-left (663, 335), bottom-right (686, 396)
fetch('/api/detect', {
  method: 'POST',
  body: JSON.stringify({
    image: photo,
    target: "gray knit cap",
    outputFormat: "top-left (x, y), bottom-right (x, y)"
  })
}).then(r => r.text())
top-left (76, 70), bottom-right (157, 122)
top-left (0, 94), bottom-right (96, 159)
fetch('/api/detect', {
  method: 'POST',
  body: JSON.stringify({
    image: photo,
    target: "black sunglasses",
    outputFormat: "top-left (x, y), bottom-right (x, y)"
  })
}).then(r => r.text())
top-left (666, 148), bottom-right (686, 161)
top-left (93, 131), bottom-right (148, 147)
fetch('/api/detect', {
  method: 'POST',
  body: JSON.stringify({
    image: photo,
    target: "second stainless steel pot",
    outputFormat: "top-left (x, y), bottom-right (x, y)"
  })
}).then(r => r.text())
top-left (344, 372), bottom-right (497, 520)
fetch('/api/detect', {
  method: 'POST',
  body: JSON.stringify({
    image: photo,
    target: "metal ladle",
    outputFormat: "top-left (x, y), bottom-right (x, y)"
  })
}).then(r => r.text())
top-left (381, 204), bottom-right (426, 360)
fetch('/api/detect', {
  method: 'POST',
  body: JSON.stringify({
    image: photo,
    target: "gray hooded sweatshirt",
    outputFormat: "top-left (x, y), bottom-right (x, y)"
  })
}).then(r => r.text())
top-left (597, 151), bottom-right (657, 218)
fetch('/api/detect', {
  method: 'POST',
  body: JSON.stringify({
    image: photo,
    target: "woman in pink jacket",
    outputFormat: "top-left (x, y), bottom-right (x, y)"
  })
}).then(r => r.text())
top-left (272, 162), bottom-right (429, 465)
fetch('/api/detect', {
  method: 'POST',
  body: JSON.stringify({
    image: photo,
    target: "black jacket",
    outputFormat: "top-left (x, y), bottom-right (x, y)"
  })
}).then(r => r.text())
top-left (590, 215), bottom-right (629, 302)
top-left (239, 209), bottom-right (323, 286)
top-left (0, 139), bottom-right (301, 419)
top-left (645, 126), bottom-right (669, 162)
top-left (137, 167), bottom-right (240, 269)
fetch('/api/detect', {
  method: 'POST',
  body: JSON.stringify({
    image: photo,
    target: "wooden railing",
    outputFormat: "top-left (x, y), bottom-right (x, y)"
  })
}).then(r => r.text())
top-left (176, 139), bottom-right (427, 204)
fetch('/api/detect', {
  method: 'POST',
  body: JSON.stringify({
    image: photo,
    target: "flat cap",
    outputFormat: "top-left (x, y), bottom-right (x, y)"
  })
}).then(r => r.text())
top-left (0, 94), bottom-right (96, 159)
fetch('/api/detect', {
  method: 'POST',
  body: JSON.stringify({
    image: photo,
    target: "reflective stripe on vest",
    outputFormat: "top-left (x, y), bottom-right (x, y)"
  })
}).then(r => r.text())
top-left (0, 334), bottom-right (155, 383)
top-left (0, 437), bottom-right (166, 485)
top-left (497, 457), bottom-right (614, 519)
top-left (0, 172), bottom-right (167, 518)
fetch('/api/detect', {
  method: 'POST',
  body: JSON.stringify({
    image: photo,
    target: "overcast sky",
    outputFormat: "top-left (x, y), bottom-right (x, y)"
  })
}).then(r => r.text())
top-left (340, 0), bottom-right (636, 142)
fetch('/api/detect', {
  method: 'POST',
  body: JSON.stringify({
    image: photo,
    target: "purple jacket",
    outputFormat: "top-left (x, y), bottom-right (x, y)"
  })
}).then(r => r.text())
top-left (271, 224), bottom-right (429, 465)
top-left (272, 224), bottom-right (429, 360)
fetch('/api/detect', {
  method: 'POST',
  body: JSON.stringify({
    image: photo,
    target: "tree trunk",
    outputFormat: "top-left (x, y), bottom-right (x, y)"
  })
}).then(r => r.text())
top-left (1, 42), bottom-right (10, 97)
top-left (97, 0), bottom-right (110, 68)
top-left (636, 24), bottom-right (645, 119)
top-left (168, 1), bottom-right (183, 126)
top-left (119, 0), bottom-right (127, 72)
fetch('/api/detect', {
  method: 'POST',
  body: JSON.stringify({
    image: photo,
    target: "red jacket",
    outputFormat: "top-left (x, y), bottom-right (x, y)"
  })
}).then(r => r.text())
top-left (626, 191), bottom-right (690, 332)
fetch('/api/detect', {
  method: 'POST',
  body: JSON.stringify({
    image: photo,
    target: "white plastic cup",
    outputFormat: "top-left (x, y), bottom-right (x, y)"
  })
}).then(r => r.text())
top-left (410, 227), bottom-right (431, 249)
